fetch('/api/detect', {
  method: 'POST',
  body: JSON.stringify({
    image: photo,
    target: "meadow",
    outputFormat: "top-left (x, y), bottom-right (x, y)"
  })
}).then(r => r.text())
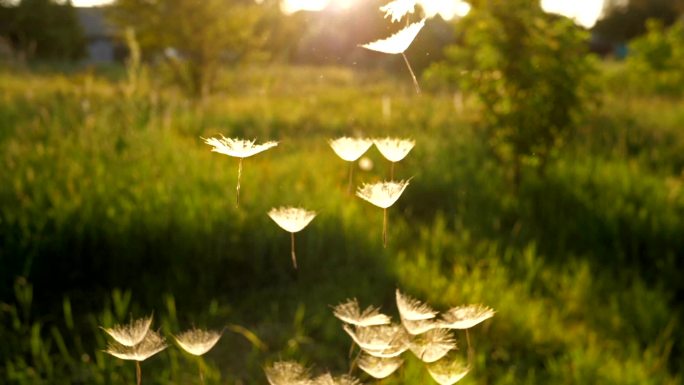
top-left (1, 63), bottom-right (683, 384)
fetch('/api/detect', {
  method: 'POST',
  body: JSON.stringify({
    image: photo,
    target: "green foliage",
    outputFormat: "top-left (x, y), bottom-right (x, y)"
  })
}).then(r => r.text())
top-left (425, 0), bottom-right (596, 183)
top-left (622, 20), bottom-right (684, 96)
top-left (0, 0), bottom-right (85, 61)
top-left (109, 0), bottom-right (266, 97)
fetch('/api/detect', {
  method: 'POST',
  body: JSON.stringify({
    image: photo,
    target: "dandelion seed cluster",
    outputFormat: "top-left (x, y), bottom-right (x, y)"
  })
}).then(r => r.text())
top-left (102, 317), bottom-right (221, 384)
top-left (332, 290), bottom-right (495, 383)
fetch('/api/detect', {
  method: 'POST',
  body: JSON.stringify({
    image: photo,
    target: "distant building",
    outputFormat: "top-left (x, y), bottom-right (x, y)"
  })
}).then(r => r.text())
top-left (77, 7), bottom-right (121, 63)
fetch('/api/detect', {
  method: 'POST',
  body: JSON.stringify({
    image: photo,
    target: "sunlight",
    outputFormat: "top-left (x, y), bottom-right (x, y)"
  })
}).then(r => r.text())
top-left (281, 0), bottom-right (329, 14)
top-left (541, 0), bottom-right (605, 28)
top-left (419, 0), bottom-right (471, 20)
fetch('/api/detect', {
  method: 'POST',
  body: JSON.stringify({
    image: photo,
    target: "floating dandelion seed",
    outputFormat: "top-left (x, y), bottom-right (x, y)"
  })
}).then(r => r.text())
top-left (426, 355), bottom-right (470, 385)
top-left (356, 180), bottom-right (409, 247)
top-left (343, 324), bottom-right (408, 352)
top-left (203, 136), bottom-right (278, 207)
top-left (409, 329), bottom-right (457, 363)
top-left (395, 289), bottom-right (437, 321)
top-left (329, 137), bottom-right (373, 193)
top-left (102, 315), bottom-right (153, 347)
top-left (361, 19), bottom-right (426, 94)
top-left (333, 298), bottom-right (391, 327)
top-left (373, 137), bottom-right (415, 179)
top-left (174, 328), bottom-right (222, 356)
top-left (357, 353), bottom-right (404, 379)
top-left (380, 0), bottom-right (417, 22)
top-left (401, 317), bottom-right (441, 335)
top-left (264, 361), bottom-right (310, 385)
top-left (174, 328), bottom-right (222, 384)
top-left (441, 305), bottom-right (496, 330)
top-left (268, 206), bottom-right (316, 269)
top-left (105, 330), bottom-right (167, 385)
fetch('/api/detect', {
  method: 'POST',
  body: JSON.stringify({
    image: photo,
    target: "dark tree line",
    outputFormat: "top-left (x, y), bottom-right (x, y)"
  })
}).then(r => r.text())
top-left (595, 0), bottom-right (684, 42)
top-left (0, 0), bottom-right (85, 61)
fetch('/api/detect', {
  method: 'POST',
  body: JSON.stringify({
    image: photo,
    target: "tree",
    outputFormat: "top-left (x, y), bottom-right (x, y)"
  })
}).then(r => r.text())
top-left (0, 0), bottom-right (85, 61)
top-left (109, 0), bottom-right (266, 97)
top-left (425, 0), bottom-right (596, 186)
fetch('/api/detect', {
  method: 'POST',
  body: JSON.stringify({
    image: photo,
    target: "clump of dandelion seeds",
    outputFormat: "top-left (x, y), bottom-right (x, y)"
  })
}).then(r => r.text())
top-left (268, 206), bottom-right (316, 269)
top-left (202, 136), bottom-right (278, 207)
top-left (329, 137), bottom-right (373, 193)
top-left (373, 137), bottom-right (415, 179)
top-left (174, 328), bottom-right (222, 384)
top-left (356, 180), bottom-right (409, 247)
top-left (104, 328), bottom-right (167, 385)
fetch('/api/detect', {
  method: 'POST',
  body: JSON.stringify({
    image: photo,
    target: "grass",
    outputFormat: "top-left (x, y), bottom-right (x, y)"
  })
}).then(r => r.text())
top-left (0, 63), bottom-right (682, 384)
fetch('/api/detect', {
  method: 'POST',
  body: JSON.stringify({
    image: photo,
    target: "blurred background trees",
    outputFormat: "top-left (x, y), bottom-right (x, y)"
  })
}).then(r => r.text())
top-left (425, 0), bottom-right (596, 186)
top-left (109, 0), bottom-right (267, 97)
top-left (0, 0), bottom-right (85, 61)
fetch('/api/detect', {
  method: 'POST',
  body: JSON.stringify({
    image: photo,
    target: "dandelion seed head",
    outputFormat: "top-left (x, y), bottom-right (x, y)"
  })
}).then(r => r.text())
top-left (101, 315), bottom-right (153, 347)
top-left (360, 19), bottom-right (426, 55)
top-left (105, 330), bottom-right (168, 362)
top-left (264, 361), bottom-right (311, 385)
top-left (174, 328), bottom-right (222, 356)
top-left (395, 289), bottom-right (437, 321)
top-left (357, 353), bottom-right (403, 379)
top-left (333, 298), bottom-right (391, 327)
top-left (380, 0), bottom-right (417, 23)
top-left (373, 137), bottom-right (415, 162)
top-left (426, 355), bottom-right (470, 385)
top-left (356, 180), bottom-right (409, 209)
top-left (409, 329), bottom-right (457, 363)
top-left (203, 136), bottom-right (278, 158)
top-left (441, 305), bottom-right (495, 329)
top-left (268, 207), bottom-right (316, 233)
top-left (329, 137), bottom-right (373, 162)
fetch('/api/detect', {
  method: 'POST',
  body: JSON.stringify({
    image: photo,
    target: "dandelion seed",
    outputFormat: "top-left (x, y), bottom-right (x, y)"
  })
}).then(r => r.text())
top-left (333, 298), bottom-right (391, 327)
top-left (360, 20), bottom-right (426, 94)
top-left (373, 137), bottom-right (415, 179)
top-left (401, 317), bottom-right (441, 335)
top-left (395, 289), bottom-right (437, 321)
top-left (356, 180), bottom-right (409, 247)
top-left (268, 207), bottom-right (316, 269)
top-left (380, 0), bottom-right (417, 23)
top-left (203, 136), bottom-right (278, 206)
top-left (174, 328), bottom-right (222, 356)
top-left (105, 330), bottom-right (168, 385)
top-left (440, 305), bottom-right (495, 329)
top-left (357, 353), bottom-right (403, 379)
top-left (329, 137), bottom-right (373, 193)
top-left (409, 329), bottom-right (457, 363)
top-left (343, 324), bottom-right (408, 352)
top-left (104, 330), bottom-right (168, 361)
top-left (426, 355), bottom-right (470, 385)
top-left (101, 315), bottom-right (153, 347)
top-left (264, 361), bottom-right (310, 385)
top-left (361, 20), bottom-right (425, 55)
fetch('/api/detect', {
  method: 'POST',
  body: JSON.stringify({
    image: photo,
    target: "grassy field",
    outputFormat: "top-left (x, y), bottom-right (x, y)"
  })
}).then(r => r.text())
top-left (1, 64), bottom-right (683, 384)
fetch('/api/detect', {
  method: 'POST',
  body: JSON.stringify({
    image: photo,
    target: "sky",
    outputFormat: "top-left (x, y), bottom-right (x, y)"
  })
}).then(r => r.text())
top-left (71, 0), bottom-right (607, 29)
